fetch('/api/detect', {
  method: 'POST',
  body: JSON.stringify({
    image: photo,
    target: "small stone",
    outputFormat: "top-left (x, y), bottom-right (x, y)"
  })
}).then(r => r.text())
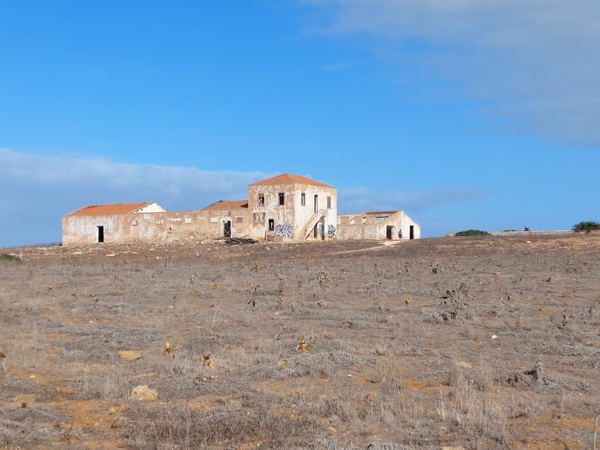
top-left (456, 361), bottom-right (472, 369)
top-left (118, 351), bottom-right (142, 361)
top-left (131, 385), bottom-right (158, 401)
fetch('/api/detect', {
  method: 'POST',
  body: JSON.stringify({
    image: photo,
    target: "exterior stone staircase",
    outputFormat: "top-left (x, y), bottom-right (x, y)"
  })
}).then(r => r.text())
top-left (301, 209), bottom-right (328, 239)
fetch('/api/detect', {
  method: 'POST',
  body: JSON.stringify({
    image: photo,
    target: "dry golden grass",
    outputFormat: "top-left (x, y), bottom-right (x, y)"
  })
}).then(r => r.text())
top-left (1, 233), bottom-right (600, 448)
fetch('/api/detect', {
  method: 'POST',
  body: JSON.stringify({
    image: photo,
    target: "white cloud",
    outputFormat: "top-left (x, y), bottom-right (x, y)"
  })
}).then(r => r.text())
top-left (0, 149), bottom-right (267, 247)
top-left (302, 0), bottom-right (600, 144)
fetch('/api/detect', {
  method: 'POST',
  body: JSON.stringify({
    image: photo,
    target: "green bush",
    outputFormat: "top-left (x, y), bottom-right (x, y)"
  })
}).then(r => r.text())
top-left (0, 253), bottom-right (21, 263)
top-left (454, 229), bottom-right (490, 236)
top-left (572, 221), bottom-right (600, 233)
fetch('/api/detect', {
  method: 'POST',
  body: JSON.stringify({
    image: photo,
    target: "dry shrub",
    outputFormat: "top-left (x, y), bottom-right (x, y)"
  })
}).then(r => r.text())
top-left (75, 365), bottom-right (130, 400)
top-left (449, 383), bottom-right (511, 444)
top-left (0, 405), bottom-right (68, 448)
top-left (122, 398), bottom-right (317, 449)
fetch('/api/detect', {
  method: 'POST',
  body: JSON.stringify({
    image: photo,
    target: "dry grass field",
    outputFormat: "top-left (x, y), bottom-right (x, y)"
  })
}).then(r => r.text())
top-left (1, 233), bottom-right (600, 449)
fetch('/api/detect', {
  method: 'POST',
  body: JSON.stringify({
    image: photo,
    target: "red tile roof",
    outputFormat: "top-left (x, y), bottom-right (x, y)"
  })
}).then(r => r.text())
top-left (201, 200), bottom-right (249, 211)
top-left (250, 173), bottom-right (333, 188)
top-left (67, 202), bottom-right (157, 216)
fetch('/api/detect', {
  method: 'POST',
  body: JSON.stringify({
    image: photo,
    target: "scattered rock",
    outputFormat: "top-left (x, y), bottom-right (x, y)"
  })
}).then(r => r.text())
top-left (118, 351), bottom-right (142, 361)
top-left (456, 361), bottom-right (472, 369)
top-left (131, 385), bottom-right (158, 401)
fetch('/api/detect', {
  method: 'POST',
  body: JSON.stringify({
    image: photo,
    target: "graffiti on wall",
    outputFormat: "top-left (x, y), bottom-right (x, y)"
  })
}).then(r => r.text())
top-left (328, 225), bottom-right (336, 238)
top-left (274, 223), bottom-right (294, 238)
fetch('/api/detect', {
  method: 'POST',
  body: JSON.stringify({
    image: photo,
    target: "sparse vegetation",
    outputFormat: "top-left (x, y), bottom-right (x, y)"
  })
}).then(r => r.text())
top-left (573, 221), bottom-right (600, 232)
top-left (0, 234), bottom-right (599, 448)
top-left (454, 229), bottom-right (490, 236)
top-left (0, 253), bottom-right (21, 262)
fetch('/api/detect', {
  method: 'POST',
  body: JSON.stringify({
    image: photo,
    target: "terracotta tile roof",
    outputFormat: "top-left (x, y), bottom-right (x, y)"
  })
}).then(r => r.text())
top-left (201, 200), bottom-right (249, 211)
top-left (250, 174), bottom-right (333, 188)
top-left (67, 202), bottom-right (156, 216)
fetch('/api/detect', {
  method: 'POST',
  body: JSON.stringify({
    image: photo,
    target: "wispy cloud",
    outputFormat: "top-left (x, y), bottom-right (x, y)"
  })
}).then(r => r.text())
top-left (301, 0), bottom-right (600, 145)
top-left (0, 149), bottom-right (267, 247)
top-left (338, 186), bottom-right (490, 213)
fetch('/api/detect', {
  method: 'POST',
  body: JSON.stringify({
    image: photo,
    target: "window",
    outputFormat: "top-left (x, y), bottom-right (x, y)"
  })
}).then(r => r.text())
top-left (278, 193), bottom-right (285, 205)
top-left (258, 194), bottom-right (265, 205)
top-left (301, 193), bottom-right (306, 206)
top-left (157, 218), bottom-right (164, 225)
top-left (235, 216), bottom-right (243, 223)
top-left (253, 213), bottom-right (265, 224)
top-left (268, 219), bottom-right (275, 231)
top-left (327, 196), bottom-right (331, 209)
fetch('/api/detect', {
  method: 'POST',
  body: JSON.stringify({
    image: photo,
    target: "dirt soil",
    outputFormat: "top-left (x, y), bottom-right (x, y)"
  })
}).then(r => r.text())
top-left (1, 233), bottom-right (600, 449)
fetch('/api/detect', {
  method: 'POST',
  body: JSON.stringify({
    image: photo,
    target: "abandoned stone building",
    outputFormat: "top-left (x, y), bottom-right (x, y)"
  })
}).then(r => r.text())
top-left (62, 173), bottom-right (420, 245)
top-left (337, 210), bottom-right (420, 241)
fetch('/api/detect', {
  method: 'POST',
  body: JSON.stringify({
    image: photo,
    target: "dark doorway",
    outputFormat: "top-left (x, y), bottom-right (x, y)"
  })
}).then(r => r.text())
top-left (314, 195), bottom-right (318, 213)
top-left (97, 226), bottom-right (105, 243)
top-left (223, 220), bottom-right (231, 237)
top-left (409, 225), bottom-right (415, 240)
top-left (386, 226), bottom-right (393, 240)
top-left (268, 219), bottom-right (275, 231)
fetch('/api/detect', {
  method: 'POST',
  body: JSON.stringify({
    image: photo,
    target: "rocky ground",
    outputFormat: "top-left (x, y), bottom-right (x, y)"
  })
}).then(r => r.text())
top-left (1, 232), bottom-right (600, 449)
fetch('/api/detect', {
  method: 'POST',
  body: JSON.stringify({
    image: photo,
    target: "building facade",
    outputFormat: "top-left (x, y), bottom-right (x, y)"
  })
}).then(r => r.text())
top-left (62, 173), bottom-right (419, 245)
top-left (337, 210), bottom-right (421, 241)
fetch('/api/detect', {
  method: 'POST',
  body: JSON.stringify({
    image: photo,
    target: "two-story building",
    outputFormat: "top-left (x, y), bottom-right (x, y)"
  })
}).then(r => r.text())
top-left (246, 174), bottom-right (337, 241)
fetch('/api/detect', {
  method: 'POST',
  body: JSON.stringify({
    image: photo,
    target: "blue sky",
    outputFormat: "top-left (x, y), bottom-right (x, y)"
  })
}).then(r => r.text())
top-left (1, 0), bottom-right (599, 246)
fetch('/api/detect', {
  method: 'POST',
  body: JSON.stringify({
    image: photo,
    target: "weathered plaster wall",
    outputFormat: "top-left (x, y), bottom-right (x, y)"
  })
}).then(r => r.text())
top-left (62, 208), bottom-right (252, 246)
top-left (137, 203), bottom-right (167, 213)
top-left (247, 182), bottom-right (337, 241)
top-left (63, 177), bottom-right (419, 245)
top-left (337, 211), bottom-right (421, 240)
